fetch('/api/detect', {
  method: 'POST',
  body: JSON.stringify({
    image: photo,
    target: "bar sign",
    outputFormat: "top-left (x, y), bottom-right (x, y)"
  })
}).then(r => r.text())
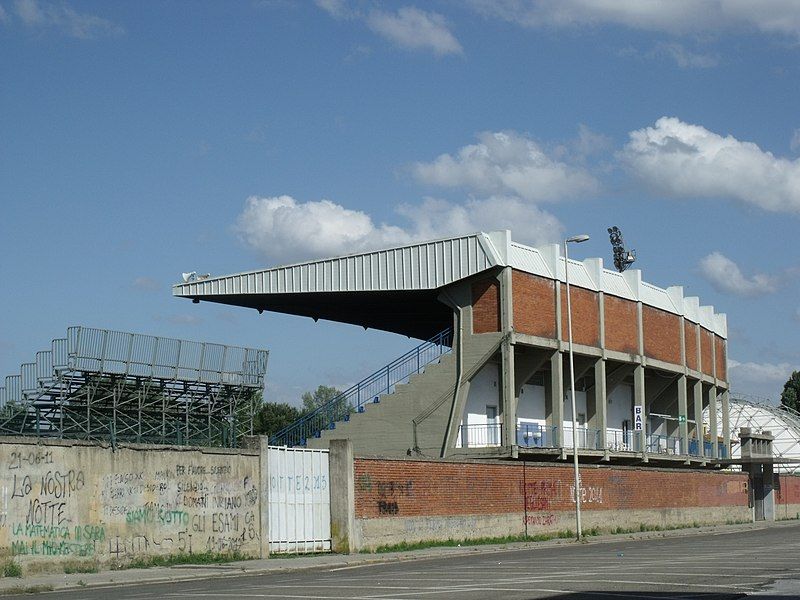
top-left (634, 406), bottom-right (643, 431)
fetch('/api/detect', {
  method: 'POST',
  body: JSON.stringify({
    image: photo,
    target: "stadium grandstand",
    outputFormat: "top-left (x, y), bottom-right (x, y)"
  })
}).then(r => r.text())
top-left (0, 326), bottom-right (268, 447)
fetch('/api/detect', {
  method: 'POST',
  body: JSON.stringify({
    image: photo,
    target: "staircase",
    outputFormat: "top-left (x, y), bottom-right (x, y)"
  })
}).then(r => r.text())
top-left (273, 329), bottom-right (505, 457)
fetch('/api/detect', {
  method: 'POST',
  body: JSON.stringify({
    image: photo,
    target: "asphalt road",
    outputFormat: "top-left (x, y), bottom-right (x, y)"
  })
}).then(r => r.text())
top-left (11, 523), bottom-right (800, 599)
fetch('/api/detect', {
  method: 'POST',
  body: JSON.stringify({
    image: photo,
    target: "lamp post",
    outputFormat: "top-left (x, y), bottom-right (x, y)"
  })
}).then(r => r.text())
top-left (564, 233), bottom-right (589, 541)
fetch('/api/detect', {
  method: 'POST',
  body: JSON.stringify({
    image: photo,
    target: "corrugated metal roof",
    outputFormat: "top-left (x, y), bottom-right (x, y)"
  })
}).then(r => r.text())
top-left (173, 230), bottom-right (726, 337)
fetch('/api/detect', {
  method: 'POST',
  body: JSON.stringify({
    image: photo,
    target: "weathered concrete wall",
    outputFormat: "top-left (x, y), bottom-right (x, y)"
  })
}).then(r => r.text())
top-left (353, 457), bottom-right (752, 550)
top-left (0, 437), bottom-right (261, 570)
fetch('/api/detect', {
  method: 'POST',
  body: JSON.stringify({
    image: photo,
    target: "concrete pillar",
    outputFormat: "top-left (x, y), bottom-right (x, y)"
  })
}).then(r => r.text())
top-left (708, 385), bottom-right (718, 459)
top-left (677, 375), bottom-right (689, 456)
top-left (545, 351), bottom-right (564, 447)
top-left (693, 380), bottom-right (704, 458)
top-left (590, 359), bottom-right (607, 450)
top-left (498, 267), bottom-right (515, 448)
top-left (328, 439), bottom-right (356, 553)
top-left (721, 389), bottom-right (730, 459)
top-left (633, 364), bottom-right (646, 453)
top-left (243, 435), bottom-right (271, 558)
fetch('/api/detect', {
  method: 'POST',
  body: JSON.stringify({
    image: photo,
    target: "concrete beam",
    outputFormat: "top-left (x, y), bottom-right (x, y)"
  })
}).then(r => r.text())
top-left (329, 439), bottom-right (356, 553)
top-left (693, 379), bottom-right (704, 458)
top-left (545, 351), bottom-right (564, 447)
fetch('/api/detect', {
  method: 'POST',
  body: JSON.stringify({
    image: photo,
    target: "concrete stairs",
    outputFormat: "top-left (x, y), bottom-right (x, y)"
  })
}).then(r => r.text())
top-left (306, 332), bottom-right (503, 457)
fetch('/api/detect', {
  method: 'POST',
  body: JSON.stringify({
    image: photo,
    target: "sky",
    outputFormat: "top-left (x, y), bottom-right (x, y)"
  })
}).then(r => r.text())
top-left (1, 0), bottom-right (799, 406)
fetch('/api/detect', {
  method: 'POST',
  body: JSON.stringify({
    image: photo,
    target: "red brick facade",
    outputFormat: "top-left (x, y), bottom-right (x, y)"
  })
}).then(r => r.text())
top-left (354, 458), bottom-right (749, 520)
top-left (512, 271), bottom-right (556, 338)
top-left (685, 321), bottom-right (698, 372)
top-left (700, 328), bottom-right (714, 377)
top-left (643, 306), bottom-right (682, 365)
top-left (559, 284), bottom-right (600, 347)
top-left (603, 295), bottom-right (639, 355)
top-left (715, 336), bottom-right (727, 382)
top-left (777, 474), bottom-right (800, 506)
top-left (472, 279), bottom-right (500, 333)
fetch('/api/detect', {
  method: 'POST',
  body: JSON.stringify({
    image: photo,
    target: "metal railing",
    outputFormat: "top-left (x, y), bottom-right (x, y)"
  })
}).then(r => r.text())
top-left (562, 426), bottom-right (602, 450)
top-left (272, 328), bottom-right (453, 447)
top-left (458, 423), bottom-right (502, 447)
top-left (645, 434), bottom-right (683, 455)
top-left (517, 423), bottom-right (555, 448)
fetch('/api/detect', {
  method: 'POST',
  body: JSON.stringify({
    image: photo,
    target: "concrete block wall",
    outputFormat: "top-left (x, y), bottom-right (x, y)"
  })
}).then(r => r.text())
top-left (0, 437), bottom-right (262, 571)
top-left (352, 457), bottom-right (753, 550)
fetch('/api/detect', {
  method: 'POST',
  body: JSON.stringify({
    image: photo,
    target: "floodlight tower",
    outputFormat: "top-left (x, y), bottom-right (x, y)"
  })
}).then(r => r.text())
top-left (607, 226), bottom-right (636, 272)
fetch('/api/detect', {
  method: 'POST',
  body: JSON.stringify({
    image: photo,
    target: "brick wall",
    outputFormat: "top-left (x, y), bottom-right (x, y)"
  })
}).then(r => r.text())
top-left (559, 284), bottom-right (600, 347)
top-left (354, 458), bottom-right (748, 520)
top-left (642, 306), bottom-right (682, 365)
top-left (472, 279), bottom-right (500, 333)
top-left (777, 475), bottom-right (800, 505)
top-left (685, 321), bottom-right (698, 372)
top-left (603, 295), bottom-right (639, 355)
top-left (700, 329), bottom-right (714, 377)
top-left (715, 336), bottom-right (727, 382)
top-left (512, 271), bottom-right (556, 338)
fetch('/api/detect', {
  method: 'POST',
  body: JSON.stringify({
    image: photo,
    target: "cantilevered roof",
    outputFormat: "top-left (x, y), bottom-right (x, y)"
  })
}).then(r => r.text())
top-left (173, 230), bottom-right (727, 340)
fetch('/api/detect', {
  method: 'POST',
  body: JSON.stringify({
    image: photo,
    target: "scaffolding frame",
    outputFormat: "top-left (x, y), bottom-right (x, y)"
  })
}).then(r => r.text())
top-left (0, 326), bottom-right (268, 447)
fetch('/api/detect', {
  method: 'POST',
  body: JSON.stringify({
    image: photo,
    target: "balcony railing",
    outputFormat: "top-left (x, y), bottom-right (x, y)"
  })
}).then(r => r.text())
top-left (457, 423), bottom-right (502, 448)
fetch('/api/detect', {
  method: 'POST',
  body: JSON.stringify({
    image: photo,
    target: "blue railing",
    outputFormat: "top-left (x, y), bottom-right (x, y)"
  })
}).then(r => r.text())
top-left (272, 328), bottom-right (453, 447)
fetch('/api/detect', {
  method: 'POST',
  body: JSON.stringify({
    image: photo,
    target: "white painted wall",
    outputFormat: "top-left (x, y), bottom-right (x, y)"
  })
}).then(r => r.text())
top-left (459, 362), bottom-right (501, 447)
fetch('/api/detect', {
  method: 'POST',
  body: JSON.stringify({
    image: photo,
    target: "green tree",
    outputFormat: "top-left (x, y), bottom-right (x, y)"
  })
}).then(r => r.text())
top-left (253, 401), bottom-right (303, 438)
top-left (781, 371), bottom-right (800, 413)
top-left (301, 385), bottom-right (343, 412)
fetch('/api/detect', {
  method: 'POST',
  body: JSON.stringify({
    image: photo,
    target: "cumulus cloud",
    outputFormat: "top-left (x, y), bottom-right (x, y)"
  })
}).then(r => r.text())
top-left (13, 0), bottom-right (123, 38)
top-left (467, 0), bottom-right (800, 38)
top-left (234, 194), bottom-right (563, 264)
top-left (412, 131), bottom-right (600, 202)
top-left (315, 1), bottom-right (462, 56)
top-left (698, 252), bottom-right (780, 297)
top-left (619, 117), bottom-right (800, 213)
top-left (728, 359), bottom-right (795, 384)
top-left (366, 7), bottom-right (462, 56)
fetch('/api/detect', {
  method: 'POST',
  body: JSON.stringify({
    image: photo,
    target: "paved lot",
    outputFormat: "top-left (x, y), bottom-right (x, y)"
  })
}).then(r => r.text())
top-left (5, 523), bottom-right (800, 599)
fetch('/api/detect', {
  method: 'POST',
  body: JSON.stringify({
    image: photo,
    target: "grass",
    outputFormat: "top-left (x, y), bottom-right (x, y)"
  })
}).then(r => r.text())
top-left (112, 551), bottom-right (248, 570)
top-left (0, 585), bottom-right (54, 595)
top-left (1, 561), bottom-right (21, 578)
top-left (63, 561), bottom-right (99, 574)
top-left (363, 519), bottom-right (758, 554)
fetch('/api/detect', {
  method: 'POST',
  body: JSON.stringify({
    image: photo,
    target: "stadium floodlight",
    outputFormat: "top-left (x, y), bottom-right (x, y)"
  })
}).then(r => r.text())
top-left (607, 226), bottom-right (636, 272)
top-left (564, 233), bottom-right (589, 541)
top-left (182, 272), bottom-right (197, 283)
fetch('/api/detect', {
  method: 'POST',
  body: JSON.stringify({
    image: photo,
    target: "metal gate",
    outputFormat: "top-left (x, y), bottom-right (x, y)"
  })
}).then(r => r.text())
top-left (268, 446), bottom-right (331, 553)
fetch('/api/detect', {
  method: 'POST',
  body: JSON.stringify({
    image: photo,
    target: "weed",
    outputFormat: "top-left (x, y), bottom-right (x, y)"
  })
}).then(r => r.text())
top-left (112, 551), bottom-right (248, 570)
top-left (0, 584), bottom-right (54, 595)
top-left (1, 561), bottom-right (21, 578)
top-left (63, 561), bottom-right (99, 574)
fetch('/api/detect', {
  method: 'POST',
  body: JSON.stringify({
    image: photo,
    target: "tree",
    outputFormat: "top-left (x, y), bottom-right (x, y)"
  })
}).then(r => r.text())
top-left (781, 371), bottom-right (800, 413)
top-left (253, 401), bottom-right (303, 438)
top-left (301, 385), bottom-right (343, 412)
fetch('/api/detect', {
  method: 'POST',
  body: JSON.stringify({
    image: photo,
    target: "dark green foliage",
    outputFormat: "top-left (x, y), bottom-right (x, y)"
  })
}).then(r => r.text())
top-left (780, 371), bottom-right (800, 413)
top-left (254, 401), bottom-right (303, 438)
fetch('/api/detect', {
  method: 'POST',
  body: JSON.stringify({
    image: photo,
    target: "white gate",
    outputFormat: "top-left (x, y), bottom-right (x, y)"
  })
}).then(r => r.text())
top-left (268, 446), bottom-right (331, 553)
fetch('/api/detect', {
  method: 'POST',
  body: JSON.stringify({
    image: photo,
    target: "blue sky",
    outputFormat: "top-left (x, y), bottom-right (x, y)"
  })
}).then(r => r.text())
top-left (2, 0), bottom-right (799, 405)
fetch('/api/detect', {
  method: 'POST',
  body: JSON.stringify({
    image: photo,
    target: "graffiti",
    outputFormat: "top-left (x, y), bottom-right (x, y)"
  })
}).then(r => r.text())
top-left (7, 449), bottom-right (53, 470)
top-left (524, 513), bottom-right (557, 526)
top-left (270, 474), bottom-right (327, 493)
top-left (522, 479), bottom-right (605, 509)
top-left (378, 501), bottom-right (399, 515)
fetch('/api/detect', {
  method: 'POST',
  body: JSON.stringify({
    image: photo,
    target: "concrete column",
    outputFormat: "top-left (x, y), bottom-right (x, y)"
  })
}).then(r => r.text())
top-left (633, 364), bottom-right (646, 453)
top-left (545, 351), bottom-right (564, 446)
top-left (708, 385), bottom-right (718, 459)
top-left (677, 375), bottom-right (689, 456)
top-left (721, 389), bottom-right (731, 459)
top-left (243, 435), bottom-right (271, 558)
top-left (693, 380), bottom-right (704, 458)
top-left (329, 439), bottom-right (356, 553)
top-left (499, 267), bottom-right (516, 448)
top-left (591, 359), bottom-right (607, 450)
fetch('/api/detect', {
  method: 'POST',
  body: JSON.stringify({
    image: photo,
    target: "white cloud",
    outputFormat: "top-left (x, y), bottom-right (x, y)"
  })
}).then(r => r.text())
top-left (698, 252), bottom-right (780, 297)
top-left (791, 128), bottom-right (800, 153)
top-left (315, 2), bottom-right (462, 56)
top-left (728, 359), bottom-right (795, 383)
top-left (654, 42), bottom-right (719, 68)
top-left (13, 0), bottom-right (123, 38)
top-left (234, 194), bottom-right (563, 264)
top-left (620, 117), bottom-right (800, 213)
top-left (412, 130), bottom-right (599, 202)
top-left (366, 7), bottom-right (462, 56)
top-left (467, 0), bottom-right (800, 38)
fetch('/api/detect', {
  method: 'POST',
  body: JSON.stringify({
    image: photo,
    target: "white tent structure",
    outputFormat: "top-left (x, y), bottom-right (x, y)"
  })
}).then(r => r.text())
top-left (708, 396), bottom-right (800, 474)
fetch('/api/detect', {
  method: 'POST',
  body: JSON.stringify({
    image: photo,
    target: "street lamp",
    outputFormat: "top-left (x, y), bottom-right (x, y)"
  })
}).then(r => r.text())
top-left (564, 233), bottom-right (589, 541)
